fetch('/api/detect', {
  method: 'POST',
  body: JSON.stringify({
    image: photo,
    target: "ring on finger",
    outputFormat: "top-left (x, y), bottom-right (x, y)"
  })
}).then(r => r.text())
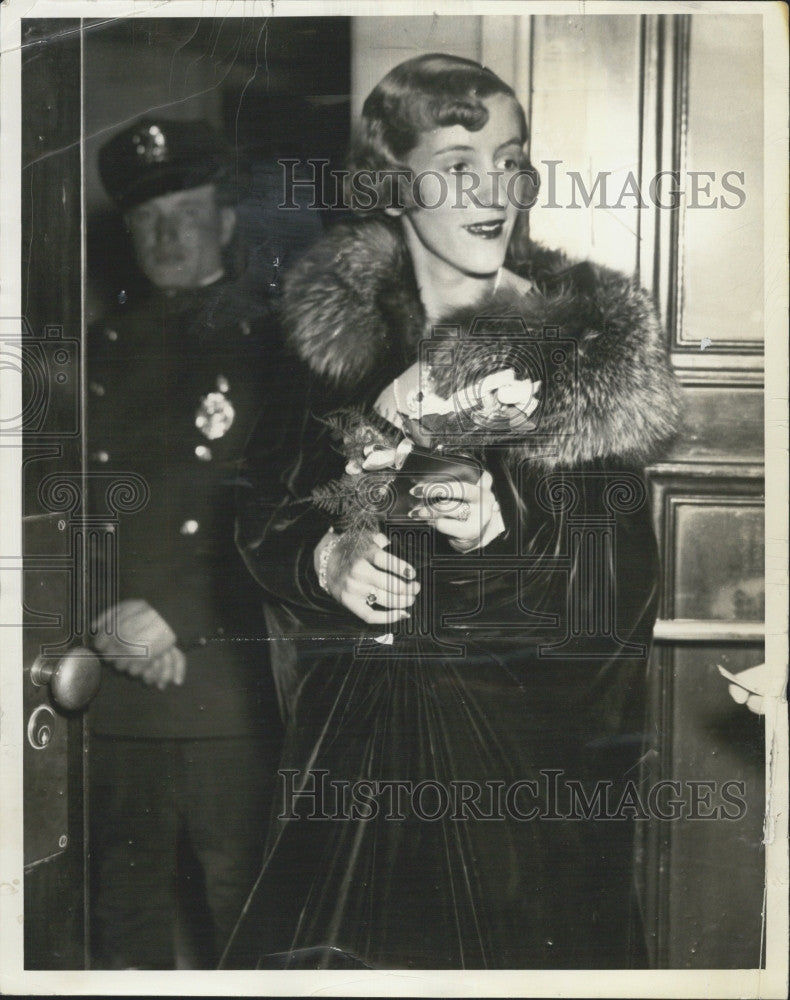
top-left (366, 592), bottom-right (378, 607)
top-left (454, 501), bottom-right (471, 522)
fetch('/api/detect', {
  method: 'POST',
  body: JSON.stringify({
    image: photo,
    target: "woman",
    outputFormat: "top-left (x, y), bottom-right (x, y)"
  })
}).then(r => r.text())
top-left (224, 54), bottom-right (681, 969)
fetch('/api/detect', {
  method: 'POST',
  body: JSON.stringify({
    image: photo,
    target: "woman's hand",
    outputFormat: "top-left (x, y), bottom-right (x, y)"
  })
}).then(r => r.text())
top-left (408, 470), bottom-right (505, 552)
top-left (314, 530), bottom-right (420, 626)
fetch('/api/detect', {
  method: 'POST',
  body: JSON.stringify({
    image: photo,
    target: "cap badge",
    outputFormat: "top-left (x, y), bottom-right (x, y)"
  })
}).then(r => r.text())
top-left (133, 124), bottom-right (167, 164)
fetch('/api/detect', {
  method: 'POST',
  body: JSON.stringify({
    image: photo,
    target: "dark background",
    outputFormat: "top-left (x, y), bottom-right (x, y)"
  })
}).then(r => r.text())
top-left (82, 17), bottom-right (351, 321)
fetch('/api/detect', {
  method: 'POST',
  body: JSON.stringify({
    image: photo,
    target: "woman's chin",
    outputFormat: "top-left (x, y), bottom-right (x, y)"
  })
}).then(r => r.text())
top-left (457, 245), bottom-right (509, 278)
top-left (460, 261), bottom-right (505, 281)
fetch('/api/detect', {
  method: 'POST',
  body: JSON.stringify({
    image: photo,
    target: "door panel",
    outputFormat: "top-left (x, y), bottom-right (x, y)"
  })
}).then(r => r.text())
top-left (666, 384), bottom-right (764, 461)
top-left (670, 498), bottom-right (764, 622)
top-left (21, 18), bottom-right (87, 971)
top-left (23, 517), bottom-right (72, 869)
top-left (646, 468), bottom-right (765, 967)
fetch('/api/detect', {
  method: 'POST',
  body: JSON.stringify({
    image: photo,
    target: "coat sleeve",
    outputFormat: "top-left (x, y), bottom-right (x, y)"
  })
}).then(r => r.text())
top-left (234, 361), bottom-right (364, 630)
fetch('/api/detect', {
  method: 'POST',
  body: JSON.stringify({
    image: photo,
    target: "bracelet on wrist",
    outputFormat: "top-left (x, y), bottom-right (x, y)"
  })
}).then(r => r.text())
top-left (317, 528), bottom-right (340, 593)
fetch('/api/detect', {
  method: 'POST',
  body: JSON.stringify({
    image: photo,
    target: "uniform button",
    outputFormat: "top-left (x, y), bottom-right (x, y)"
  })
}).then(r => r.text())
top-left (91, 450), bottom-right (109, 464)
top-left (105, 328), bottom-right (119, 341)
top-left (194, 445), bottom-right (212, 461)
top-left (180, 519), bottom-right (199, 535)
top-left (89, 380), bottom-right (105, 396)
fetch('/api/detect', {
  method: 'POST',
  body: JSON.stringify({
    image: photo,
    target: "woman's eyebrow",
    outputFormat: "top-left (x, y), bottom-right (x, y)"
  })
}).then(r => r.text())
top-left (432, 137), bottom-right (523, 157)
top-left (432, 143), bottom-right (474, 156)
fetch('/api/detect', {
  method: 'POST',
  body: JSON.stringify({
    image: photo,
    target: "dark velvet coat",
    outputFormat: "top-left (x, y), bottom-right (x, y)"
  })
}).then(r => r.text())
top-left (225, 217), bottom-right (682, 969)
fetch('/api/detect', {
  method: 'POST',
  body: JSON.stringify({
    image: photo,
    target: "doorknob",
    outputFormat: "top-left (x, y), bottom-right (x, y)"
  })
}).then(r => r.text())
top-left (30, 647), bottom-right (102, 711)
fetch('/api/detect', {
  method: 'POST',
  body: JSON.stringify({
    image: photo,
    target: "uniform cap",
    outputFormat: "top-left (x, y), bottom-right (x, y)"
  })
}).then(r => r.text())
top-left (98, 118), bottom-right (231, 210)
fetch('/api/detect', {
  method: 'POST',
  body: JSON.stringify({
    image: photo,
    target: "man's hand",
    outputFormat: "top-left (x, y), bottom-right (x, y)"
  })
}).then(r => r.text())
top-left (91, 599), bottom-right (186, 690)
top-left (136, 645), bottom-right (187, 691)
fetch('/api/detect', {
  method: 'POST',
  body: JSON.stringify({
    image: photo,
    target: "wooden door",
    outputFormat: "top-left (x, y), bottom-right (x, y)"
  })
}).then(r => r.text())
top-left (21, 18), bottom-right (93, 971)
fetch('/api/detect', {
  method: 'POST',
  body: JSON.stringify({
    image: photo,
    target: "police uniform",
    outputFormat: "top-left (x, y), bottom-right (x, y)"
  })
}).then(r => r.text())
top-left (88, 119), bottom-right (282, 969)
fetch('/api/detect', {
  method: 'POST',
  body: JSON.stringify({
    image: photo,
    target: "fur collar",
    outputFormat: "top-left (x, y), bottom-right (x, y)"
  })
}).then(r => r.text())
top-left (282, 217), bottom-right (682, 468)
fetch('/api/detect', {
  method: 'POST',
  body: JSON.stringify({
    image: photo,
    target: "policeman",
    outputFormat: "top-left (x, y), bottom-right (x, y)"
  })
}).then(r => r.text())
top-left (87, 118), bottom-right (281, 969)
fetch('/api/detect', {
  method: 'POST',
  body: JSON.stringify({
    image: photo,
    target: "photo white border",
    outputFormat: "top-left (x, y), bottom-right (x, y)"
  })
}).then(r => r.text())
top-left (1, 1), bottom-right (787, 996)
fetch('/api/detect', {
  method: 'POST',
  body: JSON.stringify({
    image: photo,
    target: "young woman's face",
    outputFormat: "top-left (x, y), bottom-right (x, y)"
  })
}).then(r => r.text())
top-left (396, 93), bottom-right (529, 278)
